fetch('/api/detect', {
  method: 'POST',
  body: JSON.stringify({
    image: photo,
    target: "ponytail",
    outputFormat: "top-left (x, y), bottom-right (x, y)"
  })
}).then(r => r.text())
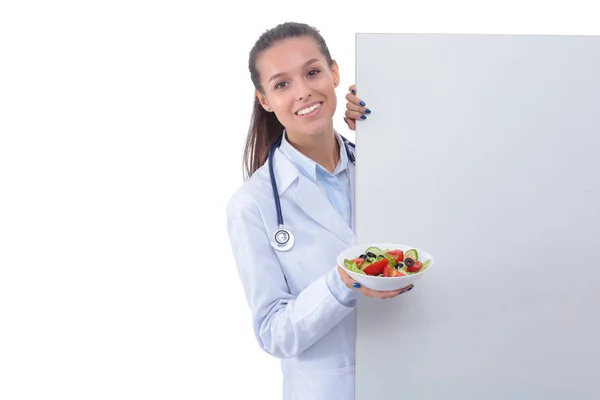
top-left (243, 97), bottom-right (284, 180)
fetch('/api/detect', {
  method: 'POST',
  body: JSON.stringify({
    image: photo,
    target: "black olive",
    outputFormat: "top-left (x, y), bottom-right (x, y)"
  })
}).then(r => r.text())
top-left (396, 262), bottom-right (404, 269)
top-left (359, 254), bottom-right (367, 259)
top-left (366, 252), bottom-right (377, 258)
top-left (404, 258), bottom-right (415, 267)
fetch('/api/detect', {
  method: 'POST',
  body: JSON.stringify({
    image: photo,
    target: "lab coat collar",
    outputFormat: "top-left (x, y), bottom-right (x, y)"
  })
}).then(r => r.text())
top-left (271, 147), bottom-right (300, 197)
top-left (279, 130), bottom-right (349, 182)
top-left (271, 145), bottom-right (355, 247)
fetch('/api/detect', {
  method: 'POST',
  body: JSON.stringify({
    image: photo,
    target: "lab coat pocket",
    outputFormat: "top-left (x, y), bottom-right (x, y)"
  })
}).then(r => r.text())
top-left (291, 365), bottom-right (355, 400)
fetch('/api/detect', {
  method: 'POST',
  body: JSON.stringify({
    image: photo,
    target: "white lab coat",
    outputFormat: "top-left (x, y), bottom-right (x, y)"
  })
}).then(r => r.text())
top-left (226, 144), bottom-right (358, 400)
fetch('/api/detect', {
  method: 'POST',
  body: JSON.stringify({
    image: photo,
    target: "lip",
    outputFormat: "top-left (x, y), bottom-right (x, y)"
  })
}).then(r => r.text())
top-left (295, 101), bottom-right (323, 116)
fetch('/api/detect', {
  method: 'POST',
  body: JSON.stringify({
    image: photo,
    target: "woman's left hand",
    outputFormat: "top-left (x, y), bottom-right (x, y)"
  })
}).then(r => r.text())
top-left (343, 84), bottom-right (370, 131)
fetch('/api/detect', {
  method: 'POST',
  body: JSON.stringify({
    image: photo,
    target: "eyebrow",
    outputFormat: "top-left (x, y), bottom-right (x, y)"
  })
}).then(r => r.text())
top-left (268, 58), bottom-right (320, 83)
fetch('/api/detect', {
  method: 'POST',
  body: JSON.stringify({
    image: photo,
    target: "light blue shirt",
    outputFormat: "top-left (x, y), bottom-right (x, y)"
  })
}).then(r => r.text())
top-left (279, 131), bottom-right (352, 227)
top-left (279, 131), bottom-right (359, 306)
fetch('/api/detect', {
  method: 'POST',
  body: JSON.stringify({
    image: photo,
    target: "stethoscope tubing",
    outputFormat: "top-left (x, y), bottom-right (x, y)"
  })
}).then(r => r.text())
top-left (268, 133), bottom-right (355, 251)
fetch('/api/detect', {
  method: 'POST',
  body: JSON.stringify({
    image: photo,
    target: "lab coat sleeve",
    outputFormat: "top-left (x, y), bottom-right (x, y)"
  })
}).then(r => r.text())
top-left (227, 194), bottom-right (357, 359)
top-left (325, 266), bottom-right (359, 307)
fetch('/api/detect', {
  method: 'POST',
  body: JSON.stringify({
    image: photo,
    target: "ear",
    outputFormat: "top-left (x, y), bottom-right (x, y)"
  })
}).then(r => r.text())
top-left (331, 60), bottom-right (340, 88)
top-left (256, 90), bottom-right (273, 112)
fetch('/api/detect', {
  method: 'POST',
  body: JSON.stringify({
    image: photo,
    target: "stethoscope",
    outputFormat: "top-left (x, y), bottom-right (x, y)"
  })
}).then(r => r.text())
top-left (269, 134), bottom-right (356, 252)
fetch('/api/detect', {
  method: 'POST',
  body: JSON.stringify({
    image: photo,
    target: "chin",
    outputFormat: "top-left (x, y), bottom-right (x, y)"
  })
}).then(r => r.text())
top-left (299, 114), bottom-right (334, 134)
top-left (297, 120), bottom-right (333, 138)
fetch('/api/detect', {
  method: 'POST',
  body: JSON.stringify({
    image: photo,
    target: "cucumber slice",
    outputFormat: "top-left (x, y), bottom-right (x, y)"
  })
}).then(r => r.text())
top-left (360, 260), bottom-right (372, 271)
top-left (405, 249), bottom-right (418, 261)
top-left (365, 246), bottom-right (383, 256)
top-left (421, 259), bottom-right (431, 271)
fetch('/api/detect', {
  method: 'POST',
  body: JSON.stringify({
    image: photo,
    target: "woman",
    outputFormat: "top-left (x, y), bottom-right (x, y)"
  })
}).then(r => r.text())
top-left (226, 21), bottom-right (413, 400)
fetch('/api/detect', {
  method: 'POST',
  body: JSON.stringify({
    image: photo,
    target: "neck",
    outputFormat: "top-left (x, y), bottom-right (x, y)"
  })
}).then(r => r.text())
top-left (286, 126), bottom-right (339, 173)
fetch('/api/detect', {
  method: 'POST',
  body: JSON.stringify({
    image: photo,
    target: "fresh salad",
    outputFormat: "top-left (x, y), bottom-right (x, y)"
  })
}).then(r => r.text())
top-left (343, 246), bottom-right (431, 277)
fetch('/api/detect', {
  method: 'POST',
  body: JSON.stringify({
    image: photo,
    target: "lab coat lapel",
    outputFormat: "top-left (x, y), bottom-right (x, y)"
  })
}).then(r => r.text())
top-left (293, 171), bottom-right (355, 248)
top-left (274, 148), bottom-right (355, 247)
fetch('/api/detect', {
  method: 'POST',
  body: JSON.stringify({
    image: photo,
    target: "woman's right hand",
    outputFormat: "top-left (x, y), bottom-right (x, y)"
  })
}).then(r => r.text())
top-left (337, 266), bottom-right (413, 299)
top-left (343, 84), bottom-right (371, 131)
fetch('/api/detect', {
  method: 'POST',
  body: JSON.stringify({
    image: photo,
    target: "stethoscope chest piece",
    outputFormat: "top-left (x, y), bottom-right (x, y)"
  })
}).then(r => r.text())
top-left (272, 227), bottom-right (294, 252)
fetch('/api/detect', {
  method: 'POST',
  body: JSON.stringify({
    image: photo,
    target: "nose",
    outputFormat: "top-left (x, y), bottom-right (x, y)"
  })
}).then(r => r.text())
top-left (293, 79), bottom-right (311, 101)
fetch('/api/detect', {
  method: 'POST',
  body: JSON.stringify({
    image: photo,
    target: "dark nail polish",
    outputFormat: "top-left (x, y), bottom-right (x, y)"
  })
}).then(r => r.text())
top-left (365, 108), bottom-right (371, 114)
top-left (353, 282), bottom-right (361, 288)
top-left (352, 90), bottom-right (356, 94)
top-left (407, 287), bottom-right (413, 291)
top-left (343, 117), bottom-right (348, 123)
top-left (360, 115), bottom-right (366, 120)
top-left (359, 101), bottom-right (366, 106)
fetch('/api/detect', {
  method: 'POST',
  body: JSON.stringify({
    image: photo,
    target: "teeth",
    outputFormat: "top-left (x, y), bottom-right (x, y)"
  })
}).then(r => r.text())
top-left (297, 103), bottom-right (321, 115)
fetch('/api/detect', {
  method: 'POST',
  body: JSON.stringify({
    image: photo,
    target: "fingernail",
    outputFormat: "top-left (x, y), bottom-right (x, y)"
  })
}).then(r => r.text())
top-left (352, 90), bottom-right (356, 94)
top-left (353, 282), bottom-right (361, 288)
top-left (360, 115), bottom-right (367, 120)
top-left (343, 117), bottom-right (348, 124)
top-left (365, 108), bottom-right (371, 114)
top-left (359, 101), bottom-right (366, 106)
top-left (407, 286), bottom-right (413, 292)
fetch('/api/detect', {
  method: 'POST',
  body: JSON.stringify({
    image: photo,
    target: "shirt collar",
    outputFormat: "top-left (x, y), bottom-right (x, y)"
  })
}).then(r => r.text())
top-left (278, 130), bottom-right (348, 181)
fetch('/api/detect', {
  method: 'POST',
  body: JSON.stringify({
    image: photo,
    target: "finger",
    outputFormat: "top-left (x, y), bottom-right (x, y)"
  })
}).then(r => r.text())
top-left (375, 289), bottom-right (405, 299)
top-left (344, 92), bottom-right (367, 108)
top-left (363, 285), bottom-right (412, 299)
top-left (387, 284), bottom-right (414, 298)
top-left (358, 287), bottom-right (377, 297)
top-left (361, 287), bottom-right (391, 299)
top-left (345, 100), bottom-right (371, 115)
top-left (398, 284), bottom-right (415, 295)
top-left (348, 84), bottom-right (356, 94)
top-left (345, 109), bottom-right (367, 121)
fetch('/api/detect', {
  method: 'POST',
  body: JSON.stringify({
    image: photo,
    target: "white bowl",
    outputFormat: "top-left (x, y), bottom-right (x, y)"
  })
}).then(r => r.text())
top-left (337, 243), bottom-right (434, 291)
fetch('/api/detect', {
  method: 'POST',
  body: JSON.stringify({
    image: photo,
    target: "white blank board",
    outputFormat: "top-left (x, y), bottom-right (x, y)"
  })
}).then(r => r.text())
top-left (354, 33), bottom-right (600, 400)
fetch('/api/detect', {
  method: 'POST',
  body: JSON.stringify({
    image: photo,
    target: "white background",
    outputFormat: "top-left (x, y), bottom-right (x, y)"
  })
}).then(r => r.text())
top-left (0, 1), bottom-right (596, 399)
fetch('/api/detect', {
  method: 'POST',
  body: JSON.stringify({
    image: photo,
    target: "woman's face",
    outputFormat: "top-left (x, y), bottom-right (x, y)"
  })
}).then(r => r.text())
top-left (255, 36), bottom-right (340, 140)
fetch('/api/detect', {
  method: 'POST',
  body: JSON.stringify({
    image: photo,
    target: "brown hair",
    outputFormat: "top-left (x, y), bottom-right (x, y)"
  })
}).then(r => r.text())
top-left (242, 22), bottom-right (334, 180)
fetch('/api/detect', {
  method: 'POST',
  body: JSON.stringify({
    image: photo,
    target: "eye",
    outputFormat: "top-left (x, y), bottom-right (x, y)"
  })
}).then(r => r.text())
top-left (275, 81), bottom-right (289, 89)
top-left (307, 69), bottom-right (320, 77)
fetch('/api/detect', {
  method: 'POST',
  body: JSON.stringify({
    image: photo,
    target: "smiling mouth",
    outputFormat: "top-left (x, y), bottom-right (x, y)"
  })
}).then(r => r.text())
top-left (296, 102), bottom-right (322, 116)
